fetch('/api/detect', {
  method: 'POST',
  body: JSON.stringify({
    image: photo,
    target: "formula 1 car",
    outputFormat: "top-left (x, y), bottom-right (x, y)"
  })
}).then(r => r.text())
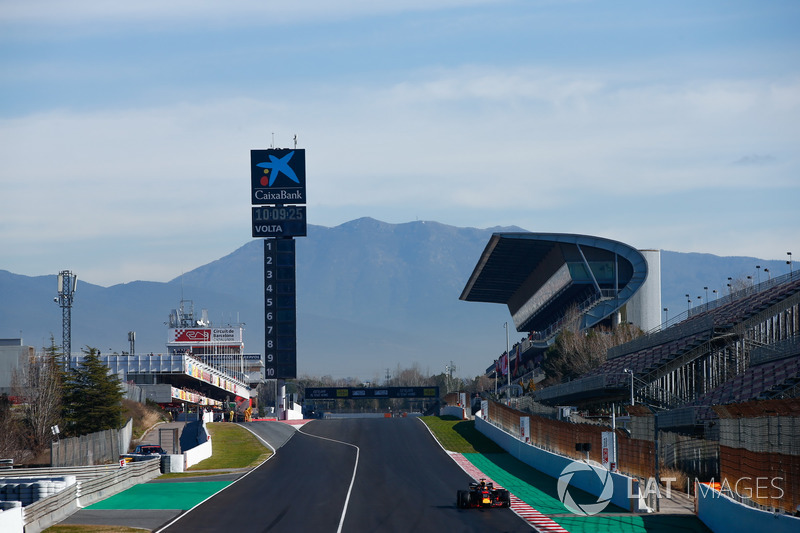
top-left (457, 479), bottom-right (511, 508)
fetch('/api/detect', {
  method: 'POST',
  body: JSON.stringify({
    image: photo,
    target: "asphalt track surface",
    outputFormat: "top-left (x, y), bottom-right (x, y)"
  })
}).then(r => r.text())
top-left (161, 418), bottom-right (530, 533)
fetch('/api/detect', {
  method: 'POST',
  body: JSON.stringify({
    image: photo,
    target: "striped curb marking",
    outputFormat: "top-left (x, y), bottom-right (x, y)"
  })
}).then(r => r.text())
top-left (449, 451), bottom-right (569, 533)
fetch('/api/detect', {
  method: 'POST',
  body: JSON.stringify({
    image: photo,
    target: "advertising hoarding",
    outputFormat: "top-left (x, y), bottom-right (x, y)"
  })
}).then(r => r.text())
top-left (250, 149), bottom-right (306, 205)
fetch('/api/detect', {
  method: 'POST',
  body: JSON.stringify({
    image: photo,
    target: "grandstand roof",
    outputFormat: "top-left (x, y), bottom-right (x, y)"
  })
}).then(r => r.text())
top-left (460, 233), bottom-right (648, 334)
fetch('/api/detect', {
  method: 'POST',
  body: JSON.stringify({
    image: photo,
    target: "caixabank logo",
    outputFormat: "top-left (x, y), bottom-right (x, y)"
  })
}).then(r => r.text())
top-left (250, 148), bottom-right (306, 204)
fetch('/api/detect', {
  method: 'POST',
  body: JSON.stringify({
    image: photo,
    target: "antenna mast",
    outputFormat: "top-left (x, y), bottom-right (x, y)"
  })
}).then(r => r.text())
top-left (55, 270), bottom-right (78, 369)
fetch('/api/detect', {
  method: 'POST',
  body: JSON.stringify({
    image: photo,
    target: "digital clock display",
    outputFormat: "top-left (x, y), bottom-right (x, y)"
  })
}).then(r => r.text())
top-left (251, 206), bottom-right (307, 237)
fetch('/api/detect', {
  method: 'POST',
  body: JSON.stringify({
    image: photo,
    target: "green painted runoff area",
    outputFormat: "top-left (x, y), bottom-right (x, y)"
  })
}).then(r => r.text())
top-left (86, 481), bottom-right (232, 510)
top-left (463, 452), bottom-right (710, 533)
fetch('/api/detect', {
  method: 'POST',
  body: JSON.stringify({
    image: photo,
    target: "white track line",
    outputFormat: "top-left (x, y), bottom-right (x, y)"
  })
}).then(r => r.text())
top-left (154, 423), bottom-right (286, 532)
top-left (297, 425), bottom-right (360, 533)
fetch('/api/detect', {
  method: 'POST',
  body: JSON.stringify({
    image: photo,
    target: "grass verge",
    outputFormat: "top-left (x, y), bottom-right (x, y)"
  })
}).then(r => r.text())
top-left (185, 423), bottom-right (271, 471)
top-left (121, 399), bottom-right (169, 444)
top-left (421, 415), bottom-right (505, 454)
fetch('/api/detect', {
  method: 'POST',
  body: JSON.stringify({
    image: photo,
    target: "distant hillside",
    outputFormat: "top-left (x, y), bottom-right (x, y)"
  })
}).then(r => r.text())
top-left (0, 218), bottom-right (789, 379)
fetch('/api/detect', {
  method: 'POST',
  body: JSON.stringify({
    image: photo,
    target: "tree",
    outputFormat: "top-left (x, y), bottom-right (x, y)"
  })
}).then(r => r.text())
top-left (0, 393), bottom-right (32, 464)
top-left (465, 374), bottom-right (494, 395)
top-left (12, 336), bottom-right (63, 452)
top-left (61, 347), bottom-right (123, 436)
top-left (541, 305), bottom-right (643, 385)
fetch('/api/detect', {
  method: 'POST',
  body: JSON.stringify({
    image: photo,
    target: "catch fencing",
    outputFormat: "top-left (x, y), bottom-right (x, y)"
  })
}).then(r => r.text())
top-left (715, 400), bottom-right (800, 514)
top-left (486, 401), bottom-right (656, 480)
top-left (659, 431), bottom-right (719, 481)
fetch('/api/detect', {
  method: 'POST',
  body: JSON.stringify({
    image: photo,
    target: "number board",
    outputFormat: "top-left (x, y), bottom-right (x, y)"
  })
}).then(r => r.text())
top-left (252, 206), bottom-right (307, 238)
top-left (264, 238), bottom-right (297, 379)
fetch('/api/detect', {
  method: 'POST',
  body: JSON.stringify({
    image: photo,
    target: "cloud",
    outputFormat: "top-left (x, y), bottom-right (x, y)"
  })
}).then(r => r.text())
top-left (732, 154), bottom-right (776, 166)
top-left (1, 62), bottom-right (798, 285)
top-left (0, 0), bottom-right (503, 26)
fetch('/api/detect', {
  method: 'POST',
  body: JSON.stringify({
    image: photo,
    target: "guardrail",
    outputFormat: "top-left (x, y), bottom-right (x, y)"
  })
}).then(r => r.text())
top-left (20, 483), bottom-right (78, 533)
top-left (750, 334), bottom-right (800, 366)
top-left (1, 464), bottom-right (122, 483)
top-left (77, 459), bottom-right (160, 508)
top-left (1, 458), bottom-right (161, 533)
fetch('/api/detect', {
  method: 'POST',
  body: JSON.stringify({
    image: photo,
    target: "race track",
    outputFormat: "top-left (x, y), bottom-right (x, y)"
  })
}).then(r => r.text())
top-left (161, 418), bottom-right (531, 532)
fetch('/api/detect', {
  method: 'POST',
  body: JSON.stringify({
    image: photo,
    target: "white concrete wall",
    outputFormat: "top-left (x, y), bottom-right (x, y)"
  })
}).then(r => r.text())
top-left (441, 406), bottom-right (467, 419)
top-left (0, 502), bottom-right (23, 533)
top-left (183, 441), bottom-right (212, 470)
top-left (696, 484), bottom-right (800, 533)
top-left (183, 420), bottom-right (212, 469)
top-left (286, 402), bottom-right (304, 420)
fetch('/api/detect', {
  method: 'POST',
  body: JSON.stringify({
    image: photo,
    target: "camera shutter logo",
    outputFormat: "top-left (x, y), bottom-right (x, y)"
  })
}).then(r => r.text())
top-left (557, 462), bottom-right (614, 516)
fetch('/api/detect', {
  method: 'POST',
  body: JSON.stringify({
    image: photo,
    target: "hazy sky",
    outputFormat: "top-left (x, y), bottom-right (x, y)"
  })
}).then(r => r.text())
top-left (2, 1), bottom-right (799, 288)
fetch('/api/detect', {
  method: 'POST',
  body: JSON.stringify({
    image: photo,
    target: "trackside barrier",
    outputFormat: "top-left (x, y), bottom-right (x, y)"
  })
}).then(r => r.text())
top-left (476, 416), bottom-right (645, 513)
top-left (696, 483), bottom-right (800, 533)
top-left (184, 420), bottom-right (212, 470)
top-left (441, 406), bottom-right (467, 420)
top-left (286, 401), bottom-right (304, 420)
top-left (77, 459), bottom-right (160, 508)
top-left (21, 483), bottom-right (79, 533)
top-left (0, 502), bottom-right (23, 533)
top-left (0, 458), bottom-right (161, 533)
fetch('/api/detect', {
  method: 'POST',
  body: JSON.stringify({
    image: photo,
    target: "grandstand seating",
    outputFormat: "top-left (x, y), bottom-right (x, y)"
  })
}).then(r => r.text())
top-left (534, 273), bottom-right (800, 409)
top-left (584, 330), bottom-right (712, 383)
top-left (692, 354), bottom-right (800, 419)
top-left (694, 275), bottom-right (800, 328)
top-left (600, 275), bottom-right (800, 382)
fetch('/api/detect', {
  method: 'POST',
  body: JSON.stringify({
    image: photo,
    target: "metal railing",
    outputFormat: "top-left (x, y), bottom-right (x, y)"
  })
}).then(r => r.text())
top-left (750, 334), bottom-right (800, 366)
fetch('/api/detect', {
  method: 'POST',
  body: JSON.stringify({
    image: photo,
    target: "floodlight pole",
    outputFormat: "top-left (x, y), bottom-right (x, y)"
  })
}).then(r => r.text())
top-left (504, 322), bottom-right (510, 405)
top-left (624, 368), bottom-right (634, 406)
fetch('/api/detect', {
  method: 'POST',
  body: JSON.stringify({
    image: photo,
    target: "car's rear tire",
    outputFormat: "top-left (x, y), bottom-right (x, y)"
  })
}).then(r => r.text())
top-left (457, 490), bottom-right (465, 508)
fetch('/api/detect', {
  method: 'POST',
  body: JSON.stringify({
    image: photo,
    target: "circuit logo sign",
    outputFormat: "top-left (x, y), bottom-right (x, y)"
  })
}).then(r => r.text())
top-left (250, 148), bottom-right (306, 204)
top-left (557, 462), bottom-right (614, 516)
top-left (171, 329), bottom-right (211, 342)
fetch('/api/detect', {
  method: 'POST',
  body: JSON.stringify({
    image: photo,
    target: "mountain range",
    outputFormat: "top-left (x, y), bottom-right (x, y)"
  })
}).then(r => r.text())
top-left (0, 217), bottom-right (790, 380)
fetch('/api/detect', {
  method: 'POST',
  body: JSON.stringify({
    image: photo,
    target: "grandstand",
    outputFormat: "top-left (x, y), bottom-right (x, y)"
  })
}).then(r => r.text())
top-left (461, 231), bottom-right (800, 430)
top-left (463, 237), bottom-right (800, 516)
top-left (533, 270), bottom-right (800, 428)
top-left (460, 232), bottom-right (658, 384)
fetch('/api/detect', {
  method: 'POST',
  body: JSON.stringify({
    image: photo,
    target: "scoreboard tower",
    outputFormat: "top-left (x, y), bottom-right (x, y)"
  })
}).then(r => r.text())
top-left (250, 147), bottom-right (307, 419)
